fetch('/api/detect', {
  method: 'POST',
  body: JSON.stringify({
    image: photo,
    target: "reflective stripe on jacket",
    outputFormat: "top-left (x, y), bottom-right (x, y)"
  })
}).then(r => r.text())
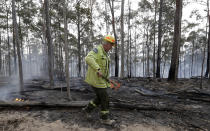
top-left (85, 44), bottom-right (110, 88)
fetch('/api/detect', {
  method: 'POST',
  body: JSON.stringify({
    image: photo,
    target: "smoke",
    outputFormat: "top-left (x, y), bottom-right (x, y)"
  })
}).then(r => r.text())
top-left (0, 75), bottom-right (20, 101)
top-left (0, 41), bottom-right (45, 101)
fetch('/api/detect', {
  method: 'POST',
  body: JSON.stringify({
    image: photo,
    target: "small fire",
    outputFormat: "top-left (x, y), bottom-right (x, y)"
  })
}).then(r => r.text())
top-left (15, 98), bottom-right (24, 102)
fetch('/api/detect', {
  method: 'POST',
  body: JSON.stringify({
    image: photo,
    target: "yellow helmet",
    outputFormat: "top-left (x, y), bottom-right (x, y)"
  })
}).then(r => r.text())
top-left (104, 35), bottom-right (115, 45)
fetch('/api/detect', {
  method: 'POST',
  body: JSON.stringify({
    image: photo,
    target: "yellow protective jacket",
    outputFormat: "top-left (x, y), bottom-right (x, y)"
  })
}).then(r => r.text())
top-left (85, 44), bottom-right (110, 88)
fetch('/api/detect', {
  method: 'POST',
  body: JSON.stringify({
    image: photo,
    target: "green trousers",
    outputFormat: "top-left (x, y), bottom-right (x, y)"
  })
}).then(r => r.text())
top-left (85, 87), bottom-right (109, 120)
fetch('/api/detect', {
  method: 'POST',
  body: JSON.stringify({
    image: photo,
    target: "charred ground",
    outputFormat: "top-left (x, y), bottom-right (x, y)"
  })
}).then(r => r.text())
top-left (0, 77), bottom-right (210, 131)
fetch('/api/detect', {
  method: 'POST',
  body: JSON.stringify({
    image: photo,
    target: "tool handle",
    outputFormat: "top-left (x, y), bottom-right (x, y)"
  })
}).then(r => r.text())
top-left (100, 75), bottom-right (119, 89)
top-left (101, 75), bottom-right (109, 82)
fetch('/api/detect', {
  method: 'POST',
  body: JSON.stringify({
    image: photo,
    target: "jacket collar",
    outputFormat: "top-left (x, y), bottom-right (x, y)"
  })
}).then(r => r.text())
top-left (100, 44), bottom-right (108, 56)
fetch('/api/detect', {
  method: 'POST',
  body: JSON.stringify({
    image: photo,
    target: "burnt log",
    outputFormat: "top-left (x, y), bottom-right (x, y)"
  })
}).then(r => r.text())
top-left (0, 101), bottom-right (202, 113)
top-left (0, 101), bottom-right (89, 109)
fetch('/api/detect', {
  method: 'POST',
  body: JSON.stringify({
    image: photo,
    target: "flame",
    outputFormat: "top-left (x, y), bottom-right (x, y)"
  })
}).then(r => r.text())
top-left (15, 98), bottom-right (24, 102)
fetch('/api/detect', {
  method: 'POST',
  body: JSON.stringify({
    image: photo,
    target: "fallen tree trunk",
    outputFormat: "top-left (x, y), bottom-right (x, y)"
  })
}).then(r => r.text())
top-left (0, 101), bottom-right (89, 108)
top-left (135, 89), bottom-right (210, 103)
top-left (0, 101), bottom-right (202, 113)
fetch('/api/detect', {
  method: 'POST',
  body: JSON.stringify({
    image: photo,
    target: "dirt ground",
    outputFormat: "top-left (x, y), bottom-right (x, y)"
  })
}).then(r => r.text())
top-left (0, 77), bottom-right (210, 131)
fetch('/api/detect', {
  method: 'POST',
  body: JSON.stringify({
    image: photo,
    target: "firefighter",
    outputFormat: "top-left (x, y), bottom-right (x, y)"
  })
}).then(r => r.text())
top-left (83, 35), bottom-right (116, 125)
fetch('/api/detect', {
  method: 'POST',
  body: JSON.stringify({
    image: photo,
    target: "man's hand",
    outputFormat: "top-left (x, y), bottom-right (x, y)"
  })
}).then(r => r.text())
top-left (97, 70), bottom-right (103, 77)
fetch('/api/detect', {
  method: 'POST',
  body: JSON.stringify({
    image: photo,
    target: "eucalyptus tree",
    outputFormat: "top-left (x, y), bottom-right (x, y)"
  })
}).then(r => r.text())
top-left (44, 0), bottom-right (54, 87)
top-left (156, 0), bottom-right (163, 78)
top-left (142, 17), bottom-right (154, 77)
top-left (186, 31), bottom-right (198, 76)
top-left (127, 0), bottom-right (131, 77)
top-left (107, 0), bottom-right (119, 77)
top-left (75, 0), bottom-right (82, 77)
top-left (1, 0), bottom-right (12, 76)
top-left (200, 30), bottom-right (207, 87)
top-left (207, 0), bottom-right (210, 81)
top-left (49, 0), bottom-right (65, 79)
top-left (153, 0), bottom-right (157, 78)
top-left (17, 0), bottom-right (39, 76)
top-left (161, 34), bottom-right (173, 77)
top-left (6, 2), bottom-right (11, 76)
top-left (138, 0), bottom-right (156, 77)
top-left (12, 0), bottom-right (24, 91)
top-left (168, 0), bottom-right (183, 81)
top-left (0, 33), bottom-right (1, 72)
top-left (63, 0), bottom-right (71, 100)
top-left (120, 0), bottom-right (125, 78)
top-left (67, 0), bottom-right (92, 77)
top-left (0, 3), bottom-right (5, 74)
top-left (88, 0), bottom-right (95, 45)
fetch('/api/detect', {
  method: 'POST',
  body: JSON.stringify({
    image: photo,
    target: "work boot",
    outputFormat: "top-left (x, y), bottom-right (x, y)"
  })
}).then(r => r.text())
top-left (100, 119), bottom-right (115, 125)
top-left (82, 107), bottom-right (91, 119)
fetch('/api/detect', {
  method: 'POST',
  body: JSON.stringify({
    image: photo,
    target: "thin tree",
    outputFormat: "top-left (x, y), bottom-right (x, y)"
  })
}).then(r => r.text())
top-left (205, 0), bottom-right (210, 77)
top-left (76, 0), bottom-right (81, 77)
top-left (12, 0), bottom-right (24, 91)
top-left (156, 0), bottom-right (163, 78)
top-left (63, 0), bottom-right (72, 100)
top-left (134, 27), bottom-right (137, 77)
top-left (6, 3), bottom-right (11, 76)
top-left (201, 0), bottom-right (209, 87)
top-left (44, 0), bottom-right (54, 87)
top-left (127, 0), bottom-right (131, 77)
top-left (146, 24), bottom-right (150, 77)
top-left (191, 39), bottom-right (195, 76)
top-left (207, 0), bottom-right (210, 81)
top-left (129, 30), bottom-right (132, 77)
top-left (108, 0), bottom-right (119, 77)
top-left (105, 1), bottom-right (109, 34)
top-left (153, 0), bottom-right (157, 78)
top-left (40, 0), bottom-right (48, 77)
top-left (200, 39), bottom-right (207, 88)
top-left (120, 0), bottom-right (125, 78)
top-left (0, 33), bottom-right (1, 72)
top-left (168, 0), bottom-right (183, 81)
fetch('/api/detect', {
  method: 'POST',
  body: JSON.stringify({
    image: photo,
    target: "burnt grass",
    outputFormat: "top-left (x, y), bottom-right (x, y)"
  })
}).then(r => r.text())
top-left (1, 77), bottom-right (210, 130)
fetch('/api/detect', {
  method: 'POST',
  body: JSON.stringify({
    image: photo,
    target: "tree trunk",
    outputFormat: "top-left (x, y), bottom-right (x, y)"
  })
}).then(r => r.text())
top-left (105, 1), bottom-right (109, 34)
top-left (168, 0), bottom-right (183, 81)
top-left (13, 28), bottom-right (17, 74)
top-left (201, 48), bottom-right (206, 88)
top-left (135, 28), bottom-right (137, 77)
top-left (207, 0), bottom-right (210, 81)
top-left (44, 0), bottom-right (54, 87)
top-left (120, 0), bottom-right (125, 78)
top-left (146, 26), bottom-right (149, 77)
top-left (40, 0), bottom-right (48, 77)
top-left (126, 0), bottom-right (131, 77)
top-left (108, 0), bottom-right (119, 77)
top-left (76, 1), bottom-right (81, 77)
top-left (12, 0), bottom-right (24, 91)
top-left (6, 6), bottom-right (11, 76)
top-left (183, 46), bottom-right (185, 78)
top-left (89, 0), bottom-right (94, 49)
top-left (162, 57), bottom-right (166, 78)
top-left (156, 0), bottom-right (163, 78)
top-left (179, 53), bottom-right (182, 78)
top-left (18, 3), bottom-right (23, 57)
top-left (143, 41), bottom-right (145, 77)
top-left (63, 0), bottom-right (72, 100)
top-left (129, 30), bottom-right (132, 77)
top-left (153, 0), bottom-right (157, 78)
top-left (205, 0), bottom-right (210, 78)
top-left (127, 30), bottom-right (129, 77)
top-left (205, 55), bottom-right (209, 77)
top-left (0, 33), bottom-right (1, 73)
top-left (191, 40), bottom-right (195, 77)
